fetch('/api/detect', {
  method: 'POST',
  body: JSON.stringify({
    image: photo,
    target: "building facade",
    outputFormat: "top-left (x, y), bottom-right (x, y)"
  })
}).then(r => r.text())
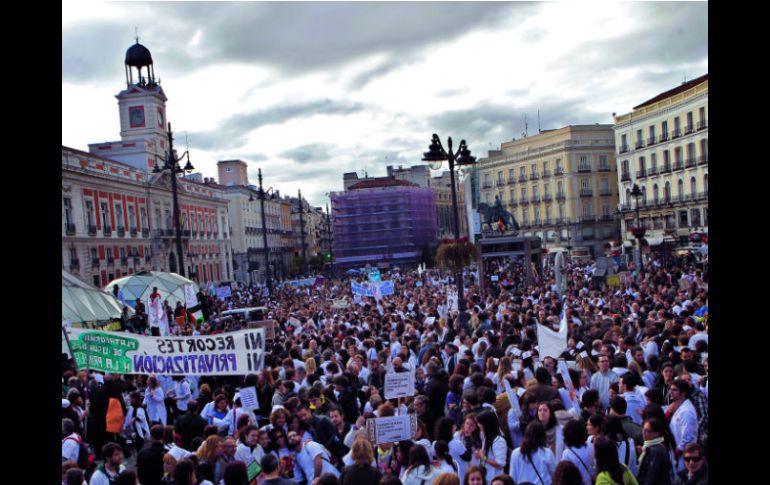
top-left (217, 160), bottom-right (293, 285)
top-left (613, 74), bottom-right (708, 245)
top-left (63, 148), bottom-right (233, 288)
top-left (62, 40), bottom-right (232, 288)
top-left (431, 170), bottom-right (468, 240)
top-left (331, 178), bottom-right (437, 268)
top-left (477, 125), bottom-right (620, 257)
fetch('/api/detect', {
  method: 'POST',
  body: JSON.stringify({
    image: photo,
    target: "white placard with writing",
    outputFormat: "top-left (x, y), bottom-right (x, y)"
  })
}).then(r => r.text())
top-left (366, 414), bottom-right (417, 445)
top-left (239, 386), bottom-right (259, 411)
top-left (384, 371), bottom-right (415, 400)
top-left (557, 360), bottom-right (573, 391)
top-left (184, 284), bottom-right (198, 308)
top-left (503, 378), bottom-right (522, 420)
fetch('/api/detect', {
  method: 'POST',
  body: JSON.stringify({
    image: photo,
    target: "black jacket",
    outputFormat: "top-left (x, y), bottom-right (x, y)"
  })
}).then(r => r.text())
top-left (136, 441), bottom-right (167, 485)
top-left (340, 464), bottom-right (382, 485)
top-left (425, 370), bottom-right (449, 419)
top-left (335, 388), bottom-right (361, 423)
top-left (637, 443), bottom-right (674, 485)
top-left (90, 380), bottom-right (127, 428)
top-left (174, 413), bottom-right (207, 451)
top-left (677, 464), bottom-right (708, 485)
top-left (306, 415), bottom-right (336, 450)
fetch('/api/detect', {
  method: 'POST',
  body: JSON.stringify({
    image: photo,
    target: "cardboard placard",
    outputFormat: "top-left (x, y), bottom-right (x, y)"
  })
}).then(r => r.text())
top-left (239, 386), bottom-right (259, 411)
top-left (366, 414), bottom-right (417, 445)
top-left (384, 371), bottom-right (415, 400)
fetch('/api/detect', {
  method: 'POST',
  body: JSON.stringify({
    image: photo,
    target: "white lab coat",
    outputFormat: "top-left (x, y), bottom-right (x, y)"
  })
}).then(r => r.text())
top-left (143, 387), bottom-right (167, 425)
top-left (509, 447), bottom-right (555, 485)
top-left (561, 445), bottom-right (594, 485)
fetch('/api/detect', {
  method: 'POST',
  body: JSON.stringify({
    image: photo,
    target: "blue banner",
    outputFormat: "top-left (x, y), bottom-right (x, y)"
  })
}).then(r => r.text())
top-left (351, 280), bottom-right (394, 297)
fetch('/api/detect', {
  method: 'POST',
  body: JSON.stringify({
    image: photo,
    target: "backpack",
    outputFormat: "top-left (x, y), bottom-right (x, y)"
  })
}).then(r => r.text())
top-left (64, 435), bottom-right (94, 470)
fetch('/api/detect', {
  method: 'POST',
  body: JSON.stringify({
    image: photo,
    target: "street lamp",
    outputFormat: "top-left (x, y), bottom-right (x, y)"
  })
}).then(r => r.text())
top-left (152, 123), bottom-right (194, 277)
top-left (248, 168), bottom-right (276, 296)
top-left (294, 189), bottom-right (310, 275)
top-left (422, 133), bottom-right (476, 313)
top-left (629, 183), bottom-right (645, 272)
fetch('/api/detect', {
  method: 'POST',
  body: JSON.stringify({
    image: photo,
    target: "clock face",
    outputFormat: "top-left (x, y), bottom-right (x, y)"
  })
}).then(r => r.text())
top-left (129, 106), bottom-right (145, 128)
top-left (157, 108), bottom-right (165, 128)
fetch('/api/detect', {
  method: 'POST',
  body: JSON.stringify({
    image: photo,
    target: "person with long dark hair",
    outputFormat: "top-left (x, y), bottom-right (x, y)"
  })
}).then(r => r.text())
top-left (400, 444), bottom-right (442, 485)
top-left (560, 419), bottom-right (594, 485)
top-left (432, 440), bottom-right (459, 475)
top-left (508, 421), bottom-right (555, 485)
top-left (601, 415), bottom-right (638, 476)
top-left (472, 410), bottom-right (507, 482)
top-left (552, 461), bottom-right (585, 485)
top-left (536, 401), bottom-right (564, 460)
top-left (433, 417), bottom-right (468, 481)
top-left (593, 436), bottom-right (638, 485)
top-left (636, 417), bottom-right (675, 485)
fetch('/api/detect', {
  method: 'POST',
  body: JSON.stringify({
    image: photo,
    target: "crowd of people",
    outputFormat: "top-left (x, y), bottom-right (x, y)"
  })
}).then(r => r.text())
top-left (62, 251), bottom-right (708, 485)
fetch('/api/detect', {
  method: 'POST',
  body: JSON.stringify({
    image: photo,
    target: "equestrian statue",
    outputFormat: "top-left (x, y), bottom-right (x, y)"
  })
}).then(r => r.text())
top-left (478, 196), bottom-right (520, 234)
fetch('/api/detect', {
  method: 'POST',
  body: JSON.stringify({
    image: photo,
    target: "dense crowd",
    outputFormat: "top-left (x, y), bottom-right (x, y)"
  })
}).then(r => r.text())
top-left (62, 252), bottom-right (708, 485)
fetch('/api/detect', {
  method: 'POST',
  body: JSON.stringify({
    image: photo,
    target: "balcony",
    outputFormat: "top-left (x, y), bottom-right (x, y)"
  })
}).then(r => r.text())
top-left (556, 192), bottom-right (566, 201)
top-left (673, 161), bottom-right (685, 171)
top-left (600, 189), bottom-right (613, 196)
top-left (482, 182), bottom-right (492, 189)
top-left (70, 258), bottom-right (79, 270)
top-left (530, 195), bottom-right (541, 203)
top-left (106, 257), bottom-right (115, 266)
top-left (619, 145), bottom-right (629, 154)
top-left (579, 215), bottom-right (597, 223)
top-left (130, 227), bottom-right (137, 236)
top-left (647, 136), bottom-right (656, 146)
top-left (554, 167), bottom-right (565, 176)
top-left (648, 167), bottom-right (658, 176)
top-left (117, 226), bottom-right (125, 237)
top-left (685, 124), bottom-right (694, 135)
top-left (103, 226), bottom-right (112, 236)
top-left (660, 133), bottom-right (669, 142)
top-left (120, 257), bottom-right (128, 266)
top-left (660, 164), bottom-right (672, 174)
top-left (496, 180), bottom-right (506, 187)
top-left (599, 214), bottom-right (615, 222)
top-left (542, 218), bottom-right (553, 226)
top-left (520, 198), bottom-right (530, 205)
top-left (142, 228), bottom-right (149, 237)
top-left (619, 203), bottom-right (632, 211)
top-left (88, 224), bottom-right (97, 235)
top-left (579, 189), bottom-right (594, 197)
top-left (697, 120), bottom-right (707, 130)
top-left (597, 165), bottom-right (611, 172)
top-left (635, 140), bottom-right (644, 149)
top-left (685, 158), bottom-right (696, 168)
top-left (578, 165), bottom-right (592, 173)
top-left (518, 175), bottom-right (527, 182)
top-left (91, 257), bottom-right (100, 266)
top-left (509, 200), bottom-right (518, 208)
top-left (529, 172), bottom-right (540, 181)
top-left (636, 169), bottom-right (647, 178)
top-left (672, 129), bottom-right (682, 139)
top-left (543, 194), bottom-right (553, 202)
top-left (621, 172), bottom-right (631, 182)
top-left (542, 169), bottom-right (551, 178)
top-left (507, 178), bottom-right (516, 185)
top-left (698, 155), bottom-right (708, 165)
top-left (65, 223), bottom-right (76, 235)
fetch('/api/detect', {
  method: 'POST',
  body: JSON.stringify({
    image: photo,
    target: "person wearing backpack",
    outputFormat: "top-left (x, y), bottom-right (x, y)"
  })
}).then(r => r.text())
top-left (62, 418), bottom-right (83, 464)
top-left (508, 421), bottom-right (556, 485)
top-left (124, 391), bottom-right (151, 455)
top-left (89, 442), bottom-right (126, 485)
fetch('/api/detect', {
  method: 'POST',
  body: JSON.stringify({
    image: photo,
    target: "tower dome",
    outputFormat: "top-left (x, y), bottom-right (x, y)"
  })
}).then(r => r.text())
top-left (125, 42), bottom-right (153, 67)
top-left (124, 39), bottom-right (156, 87)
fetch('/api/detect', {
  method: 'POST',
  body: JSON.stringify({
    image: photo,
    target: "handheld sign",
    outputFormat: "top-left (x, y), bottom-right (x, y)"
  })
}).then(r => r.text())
top-left (384, 371), bottom-right (415, 400)
top-left (184, 284), bottom-right (199, 308)
top-left (366, 414), bottom-right (417, 445)
top-left (557, 359), bottom-right (573, 391)
top-left (239, 386), bottom-right (259, 411)
top-left (512, 359), bottom-right (522, 372)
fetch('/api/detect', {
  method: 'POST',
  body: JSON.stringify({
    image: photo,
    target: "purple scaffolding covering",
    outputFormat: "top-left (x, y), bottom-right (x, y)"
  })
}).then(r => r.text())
top-left (331, 184), bottom-right (437, 267)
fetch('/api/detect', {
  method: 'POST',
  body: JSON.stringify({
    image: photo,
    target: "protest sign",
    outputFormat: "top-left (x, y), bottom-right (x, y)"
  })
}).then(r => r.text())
top-left (557, 359), bottom-right (573, 391)
top-left (366, 414), bottom-right (417, 445)
top-left (332, 298), bottom-right (349, 309)
top-left (239, 386), bottom-right (259, 411)
top-left (384, 371), bottom-right (415, 400)
top-left (184, 284), bottom-right (198, 307)
top-left (491, 275), bottom-right (499, 282)
top-left (216, 287), bottom-right (232, 299)
top-left (606, 275), bottom-right (620, 287)
top-left (65, 327), bottom-right (267, 376)
top-left (352, 280), bottom-right (395, 298)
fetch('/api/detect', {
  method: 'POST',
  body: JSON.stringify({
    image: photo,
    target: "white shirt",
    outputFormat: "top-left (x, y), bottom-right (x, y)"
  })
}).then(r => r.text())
top-left (143, 387), bottom-right (167, 425)
top-left (88, 464), bottom-right (126, 485)
top-left (173, 380), bottom-right (192, 411)
top-left (294, 441), bottom-right (340, 482)
top-left (509, 447), bottom-right (555, 485)
top-left (235, 443), bottom-right (265, 466)
top-left (562, 445), bottom-right (594, 485)
top-left (669, 399), bottom-right (698, 452)
top-left (62, 433), bottom-right (81, 463)
top-left (167, 444), bottom-right (193, 461)
top-left (475, 435), bottom-right (508, 482)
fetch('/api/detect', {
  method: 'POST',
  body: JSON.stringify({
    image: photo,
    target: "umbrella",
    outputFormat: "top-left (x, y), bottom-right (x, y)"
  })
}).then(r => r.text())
top-left (105, 271), bottom-right (199, 309)
top-left (62, 269), bottom-right (131, 324)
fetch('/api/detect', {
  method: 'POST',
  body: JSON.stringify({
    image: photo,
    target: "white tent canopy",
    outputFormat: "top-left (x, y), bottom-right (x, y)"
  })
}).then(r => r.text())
top-left (62, 269), bottom-right (130, 324)
top-left (105, 271), bottom-right (199, 309)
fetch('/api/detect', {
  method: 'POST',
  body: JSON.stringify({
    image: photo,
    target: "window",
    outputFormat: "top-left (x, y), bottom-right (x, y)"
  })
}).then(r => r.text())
top-left (704, 174), bottom-right (708, 193)
top-left (621, 160), bottom-right (629, 175)
top-left (699, 107), bottom-right (706, 124)
top-left (679, 210), bottom-right (689, 227)
top-left (497, 171), bottom-right (503, 184)
top-left (70, 246), bottom-right (77, 262)
top-left (106, 247), bottom-right (113, 262)
top-left (85, 200), bottom-right (94, 226)
top-left (600, 178), bottom-right (609, 192)
top-left (582, 203), bottom-right (592, 217)
top-left (101, 202), bottom-right (110, 229)
top-left (520, 167), bottom-right (526, 177)
top-left (165, 209), bottom-right (171, 229)
top-left (224, 167), bottom-right (232, 173)
top-left (579, 156), bottom-right (590, 171)
top-left (674, 116), bottom-right (680, 131)
top-left (663, 150), bottom-right (670, 169)
top-left (581, 178), bottom-right (590, 189)
top-left (665, 182), bottom-right (671, 202)
top-left (557, 181), bottom-right (564, 193)
top-left (64, 198), bottom-right (73, 226)
top-left (530, 164), bottom-right (537, 175)
top-left (665, 213), bottom-right (676, 229)
top-left (603, 204), bottom-right (611, 217)
top-left (649, 125), bottom-right (656, 140)
top-left (120, 247), bottom-right (126, 260)
top-left (521, 209), bottom-right (529, 224)
top-left (662, 120), bottom-right (668, 135)
top-left (653, 184), bottom-right (659, 202)
top-left (115, 204), bottom-right (123, 228)
top-left (544, 183), bottom-right (550, 196)
top-left (639, 156), bottom-right (646, 172)
top-left (91, 248), bottom-right (98, 261)
top-left (520, 187), bottom-right (527, 199)
top-left (140, 207), bottom-right (147, 229)
top-left (599, 155), bottom-right (608, 170)
top-left (621, 134), bottom-right (627, 148)
top-left (128, 205), bottom-right (136, 229)
top-left (508, 168), bottom-right (514, 180)
top-left (642, 186), bottom-right (647, 204)
top-left (691, 208), bottom-right (701, 227)
top-left (485, 194), bottom-right (491, 204)
top-left (686, 112), bottom-right (693, 130)
top-left (650, 153), bottom-right (657, 171)
top-left (556, 159), bottom-right (563, 171)
top-left (534, 207), bottom-right (541, 223)
top-left (700, 139), bottom-right (708, 159)
top-left (484, 174), bottom-right (491, 185)
top-left (543, 161), bottom-right (549, 172)
top-left (532, 185), bottom-right (539, 197)
top-left (509, 189), bottom-right (515, 201)
top-left (678, 179), bottom-right (684, 198)
top-left (636, 129), bottom-right (643, 144)
top-left (558, 204), bottom-right (565, 220)
top-left (690, 176), bottom-right (697, 195)
top-left (675, 147), bottom-right (682, 163)
top-left (545, 205), bottom-right (552, 220)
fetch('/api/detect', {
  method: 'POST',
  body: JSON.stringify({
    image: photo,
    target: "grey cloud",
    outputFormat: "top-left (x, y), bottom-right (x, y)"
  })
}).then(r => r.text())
top-left (279, 143), bottom-right (335, 164)
top-left (65, 2), bottom-right (537, 82)
top-left (436, 87), bottom-right (471, 98)
top-left (189, 99), bottom-right (366, 151)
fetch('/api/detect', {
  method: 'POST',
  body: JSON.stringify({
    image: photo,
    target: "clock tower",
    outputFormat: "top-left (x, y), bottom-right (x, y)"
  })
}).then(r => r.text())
top-left (89, 39), bottom-right (171, 172)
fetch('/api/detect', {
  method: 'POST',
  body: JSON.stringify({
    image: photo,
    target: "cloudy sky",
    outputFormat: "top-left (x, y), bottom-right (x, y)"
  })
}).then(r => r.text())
top-left (62, 1), bottom-right (707, 207)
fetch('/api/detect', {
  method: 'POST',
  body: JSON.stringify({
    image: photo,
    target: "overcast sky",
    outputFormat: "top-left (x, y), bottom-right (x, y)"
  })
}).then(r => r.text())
top-left (62, 1), bottom-right (707, 207)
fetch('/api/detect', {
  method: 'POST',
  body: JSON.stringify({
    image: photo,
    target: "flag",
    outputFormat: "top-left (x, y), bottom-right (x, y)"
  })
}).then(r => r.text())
top-left (497, 217), bottom-right (505, 233)
top-left (694, 305), bottom-right (708, 322)
top-left (192, 310), bottom-right (204, 324)
top-left (537, 304), bottom-right (568, 358)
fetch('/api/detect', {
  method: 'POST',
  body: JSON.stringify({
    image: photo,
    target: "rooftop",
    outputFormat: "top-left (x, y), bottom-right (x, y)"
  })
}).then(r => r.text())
top-left (348, 178), bottom-right (419, 190)
top-left (633, 73), bottom-right (708, 110)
